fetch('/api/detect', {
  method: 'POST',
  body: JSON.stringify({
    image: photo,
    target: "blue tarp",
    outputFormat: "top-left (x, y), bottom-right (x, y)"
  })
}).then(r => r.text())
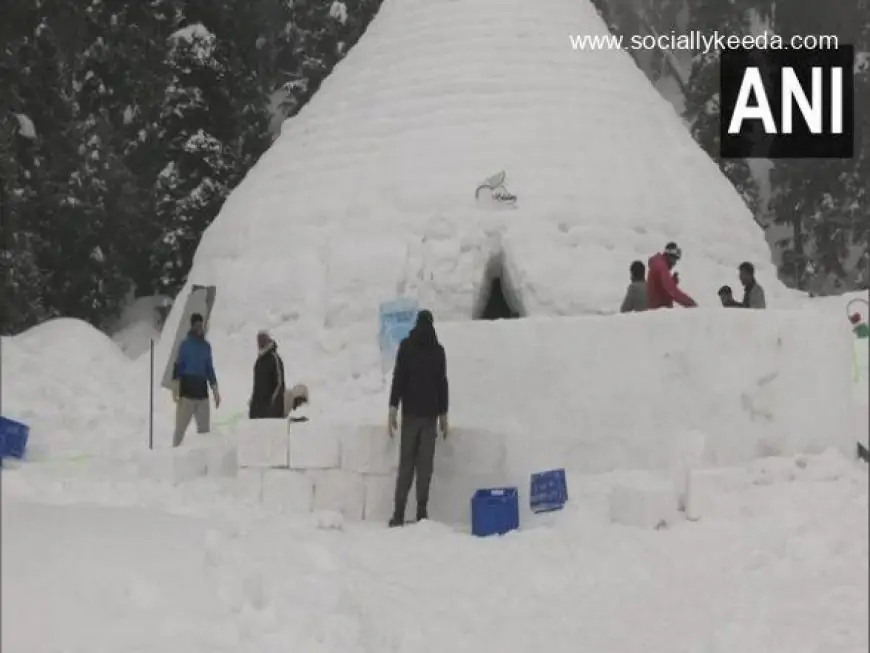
top-left (379, 298), bottom-right (418, 371)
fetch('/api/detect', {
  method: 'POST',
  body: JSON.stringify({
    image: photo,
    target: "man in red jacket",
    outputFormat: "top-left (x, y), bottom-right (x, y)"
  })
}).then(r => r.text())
top-left (646, 242), bottom-right (697, 309)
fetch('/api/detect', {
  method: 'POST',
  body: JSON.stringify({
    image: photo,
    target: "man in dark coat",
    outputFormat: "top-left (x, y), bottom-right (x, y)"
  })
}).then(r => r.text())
top-left (387, 309), bottom-right (449, 527)
top-left (249, 330), bottom-right (285, 419)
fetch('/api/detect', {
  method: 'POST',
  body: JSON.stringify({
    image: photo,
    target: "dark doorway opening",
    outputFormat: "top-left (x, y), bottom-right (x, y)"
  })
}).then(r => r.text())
top-left (473, 250), bottom-right (524, 320)
top-left (480, 277), bottom-right (520, 319)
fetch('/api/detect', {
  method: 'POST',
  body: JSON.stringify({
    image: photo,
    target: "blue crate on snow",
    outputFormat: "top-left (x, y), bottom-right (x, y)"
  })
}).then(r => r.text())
top-left (530, 468), bottom-right (568, 513)
top-left (0, 416), bottom-right (29, 460)
top-left (471, 487), bottom-right (519, 537)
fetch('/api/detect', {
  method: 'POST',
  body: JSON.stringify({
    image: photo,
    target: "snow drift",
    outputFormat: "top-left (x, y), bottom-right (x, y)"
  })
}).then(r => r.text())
top-left (2, 319), bottom-right (148, 458)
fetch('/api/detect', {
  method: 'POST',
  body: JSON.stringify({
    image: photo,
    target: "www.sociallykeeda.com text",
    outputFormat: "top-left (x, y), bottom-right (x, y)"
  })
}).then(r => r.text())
top-left (569, 31), bottom-right (840, 55)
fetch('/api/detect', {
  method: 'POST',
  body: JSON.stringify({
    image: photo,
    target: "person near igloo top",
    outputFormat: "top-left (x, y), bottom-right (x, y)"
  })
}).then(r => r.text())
top-left (646, 242), bottom-right (697, 309)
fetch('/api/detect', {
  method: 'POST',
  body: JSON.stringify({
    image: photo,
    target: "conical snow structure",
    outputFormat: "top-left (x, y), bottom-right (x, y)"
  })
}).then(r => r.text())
top-left (161, 0), bottom-right (787, 399)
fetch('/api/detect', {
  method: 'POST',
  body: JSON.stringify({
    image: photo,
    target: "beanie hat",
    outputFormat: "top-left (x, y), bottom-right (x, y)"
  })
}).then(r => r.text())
top-left (663, 242), bottom-right (682, 260)
top-left (416, 309), bottom-right (434, 325)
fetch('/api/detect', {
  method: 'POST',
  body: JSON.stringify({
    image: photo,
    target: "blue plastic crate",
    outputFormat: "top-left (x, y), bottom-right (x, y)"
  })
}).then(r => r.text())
top-left (0, 416), bottom-right (29, 460)
top-left (471, 487), bottom-right (519, 537)
top-left (529, 469), bottom-right (568, 513)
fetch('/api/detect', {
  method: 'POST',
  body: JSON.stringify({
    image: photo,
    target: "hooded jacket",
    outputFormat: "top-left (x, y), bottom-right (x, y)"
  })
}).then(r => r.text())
top-left (249, 341), bottom-right (285, 419)
top-left (389, 321), bottom-right (449, 418)
top-left (646, 253), bottom-right (695, 309)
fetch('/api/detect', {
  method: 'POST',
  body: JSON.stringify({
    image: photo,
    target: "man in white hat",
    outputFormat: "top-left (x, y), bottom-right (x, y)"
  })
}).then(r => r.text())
top-left (646, 242), bottom-right (697, 309)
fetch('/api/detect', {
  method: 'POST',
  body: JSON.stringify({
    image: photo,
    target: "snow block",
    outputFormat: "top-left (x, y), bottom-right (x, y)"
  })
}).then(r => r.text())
top-left (311, 470), bottom-right (365, 519)
top-left (262, 470), bottom-right (315, 514)
top-left (233, 469), bottom-right (264, 504)
top-left (289, 422), bottom-right (340, 470)
top-left (667, 430), bottom-right (711, 510)
top-left (608, 473), bottom-right (679, 529)
top-left (233, 419), bottom-right (289, 468)
top-left (362, 474), bottom-right (413, 523)
top-left (137, 447), bottom-right (208, 485)
top-left (435, 427), bottom-right (506, 476)
top-left (436, 310), bottom-right (855, 473)
top-left (684, 468), bottom-right (747, 520)
top-left (429, 472), bottom-right (505, 526)
top-left (204, 439), bottom-right (238, 477)
top-left (340, 424), bottom-right (399, 474)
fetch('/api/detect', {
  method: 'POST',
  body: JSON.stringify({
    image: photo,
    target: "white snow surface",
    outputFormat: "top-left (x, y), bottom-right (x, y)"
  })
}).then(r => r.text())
top-left (4, 305), bottom-right (868, 653)
top-left (3, 450), bottom-right (868, 653)
top-left (158, 0), bottom-right (797, 393)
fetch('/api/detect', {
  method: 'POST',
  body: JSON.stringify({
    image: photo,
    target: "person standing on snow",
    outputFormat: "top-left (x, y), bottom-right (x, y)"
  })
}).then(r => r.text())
top-left (249, 330), bottom-right (285, 419)
top-left (620, 260), bottom-right (647, 312)
top-left (738, 262), bottom-right (766, 308)
top-left (646, 242), bottom-right (697, 309)
top-left (387, 309), bottom-right (449, 527)
top-left (171, 313), bottom-right (220, 446)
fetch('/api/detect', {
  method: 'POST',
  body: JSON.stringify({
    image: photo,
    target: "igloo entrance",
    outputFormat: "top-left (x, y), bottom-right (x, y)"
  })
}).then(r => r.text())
top-left (473, 250), bottom-right (524, 320)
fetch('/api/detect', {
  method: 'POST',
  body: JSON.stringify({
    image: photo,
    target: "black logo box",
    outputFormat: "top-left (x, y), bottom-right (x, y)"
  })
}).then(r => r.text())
top-left (719, 45), bottom-right (855, 159)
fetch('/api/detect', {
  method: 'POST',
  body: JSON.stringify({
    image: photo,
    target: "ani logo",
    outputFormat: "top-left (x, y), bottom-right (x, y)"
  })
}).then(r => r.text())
top-left (475, 170), bottom-right (517, 206)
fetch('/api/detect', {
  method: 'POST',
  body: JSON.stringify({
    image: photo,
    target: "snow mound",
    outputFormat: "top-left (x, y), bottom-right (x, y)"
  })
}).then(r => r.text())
top-left (2, 319), bottom-right (146, 458)
top-left (159, 0), bottom-right (792, 390)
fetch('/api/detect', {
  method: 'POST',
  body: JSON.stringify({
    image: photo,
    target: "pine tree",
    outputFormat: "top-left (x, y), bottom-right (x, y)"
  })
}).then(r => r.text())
top-left (767, 0), bottom-right (870, 292)
top-left (0, 115), bottom-right (48, 334)
top-left (681, 0), bottom-right (763, 219)
top-left (0, 0), bottom-right (80, 333)
top-left (277, 0), bottom-right (384, 119)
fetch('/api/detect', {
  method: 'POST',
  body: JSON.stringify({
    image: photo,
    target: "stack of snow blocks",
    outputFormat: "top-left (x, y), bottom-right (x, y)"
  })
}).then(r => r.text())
top-left (607, 431), bottom-right (716, 529)
top-left (0, 416), bottom-right (29, 466)
top-left (230, 419), bottom-right (509, 524)
top-left (234, 418), bottom-right (370, 519)
top-left (137, 434), bottom-right (238, 485)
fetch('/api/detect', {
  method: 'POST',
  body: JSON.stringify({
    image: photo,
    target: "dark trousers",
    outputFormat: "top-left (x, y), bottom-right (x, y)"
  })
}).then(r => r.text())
top-left (393, 415), bottom-right (438, 517)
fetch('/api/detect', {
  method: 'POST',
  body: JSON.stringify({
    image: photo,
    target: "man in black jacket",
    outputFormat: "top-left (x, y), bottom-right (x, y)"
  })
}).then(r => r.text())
top-left (249, 330), bottom-right (285, 419)
top-left (387, 309), bottom-right (449, 527)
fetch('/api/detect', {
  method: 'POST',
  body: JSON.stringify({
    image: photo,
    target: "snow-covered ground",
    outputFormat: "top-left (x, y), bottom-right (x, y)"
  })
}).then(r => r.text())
top-left (3, 449), bottom-right (868, 653)
top-left (3, 305), bottom-right (868, 653)
top-left (2, 0), bottom-right (868, 650)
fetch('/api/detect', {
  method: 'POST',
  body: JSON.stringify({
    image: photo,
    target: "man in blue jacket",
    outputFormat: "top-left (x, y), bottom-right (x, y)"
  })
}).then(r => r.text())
top-left (172, 313), bottom-right (221, 446)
